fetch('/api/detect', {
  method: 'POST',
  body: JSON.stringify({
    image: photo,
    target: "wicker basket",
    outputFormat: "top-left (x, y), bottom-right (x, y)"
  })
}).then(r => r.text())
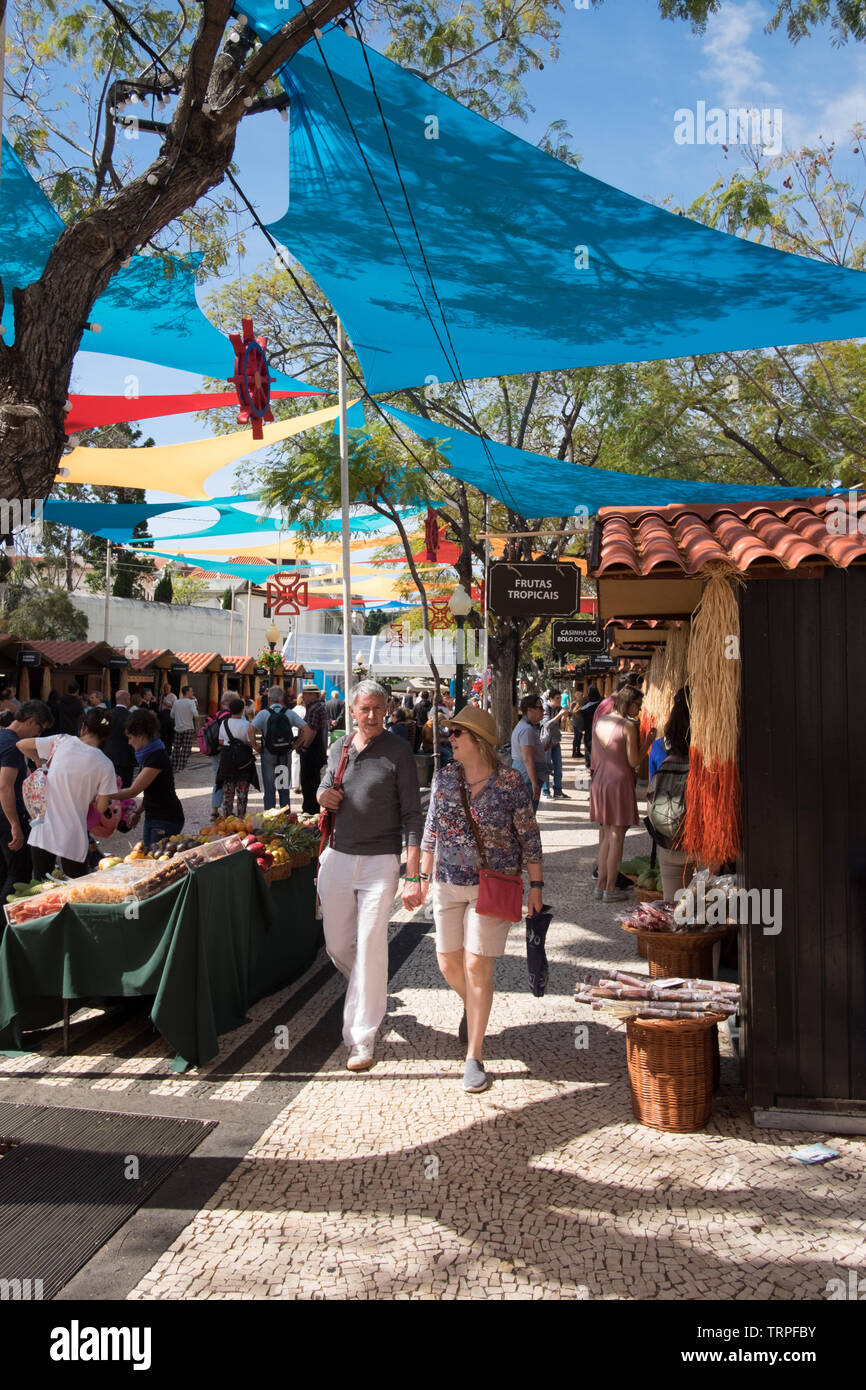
top-left (636, 936), bottom-right (649, 959)
top-left (626, 1013), bottom-right (725, 1132)
top-left (266, 861), bottom-right (294, 885)
top-left (620, 924), bottom-right (729, 980)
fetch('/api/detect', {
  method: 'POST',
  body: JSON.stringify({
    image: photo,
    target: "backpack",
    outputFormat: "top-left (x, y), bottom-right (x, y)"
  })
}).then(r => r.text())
top-left (647, 754), bottom-right (689, 847)
top-left (223, 725), bottom-right (255, 776)
top-left (264, 705), bottom-right (295, 758)
top-left (197, 710), bottom-right (228, 756)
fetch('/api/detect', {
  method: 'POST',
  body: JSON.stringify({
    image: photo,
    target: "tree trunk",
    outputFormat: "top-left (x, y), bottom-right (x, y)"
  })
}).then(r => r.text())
top-left (65, 527), bottom-right (73, 590)
top-left (0, 0), bottom-right (348, 500)
top-left (489, 622), bottom-right (519, 744)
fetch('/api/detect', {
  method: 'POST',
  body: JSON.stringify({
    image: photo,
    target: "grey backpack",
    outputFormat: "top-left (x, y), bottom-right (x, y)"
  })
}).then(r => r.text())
top-left (647, 754), bottom-right (689, 846)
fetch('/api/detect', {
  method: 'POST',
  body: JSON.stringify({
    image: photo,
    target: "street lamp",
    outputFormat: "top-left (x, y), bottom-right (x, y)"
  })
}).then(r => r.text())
top-left (265, 621), bottom-right (281, 653)
top-left (448, 583), bottom-right (473, 709)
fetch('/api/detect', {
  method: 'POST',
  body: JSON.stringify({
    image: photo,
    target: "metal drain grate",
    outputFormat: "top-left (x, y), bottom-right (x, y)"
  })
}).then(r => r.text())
top-left (0, 1103), bottom-right (214, 1300)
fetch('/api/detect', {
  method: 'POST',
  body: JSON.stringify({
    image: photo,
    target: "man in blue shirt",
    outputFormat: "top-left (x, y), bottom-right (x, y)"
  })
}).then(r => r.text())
top-left (252, 686), bottom-right (312, 811)
top-left (0, 699), bottom-right (54, 906)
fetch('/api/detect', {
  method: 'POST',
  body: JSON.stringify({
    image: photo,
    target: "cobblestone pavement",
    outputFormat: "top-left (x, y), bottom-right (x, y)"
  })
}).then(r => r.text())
top-left (108, 752), bottom-right (866, 1301)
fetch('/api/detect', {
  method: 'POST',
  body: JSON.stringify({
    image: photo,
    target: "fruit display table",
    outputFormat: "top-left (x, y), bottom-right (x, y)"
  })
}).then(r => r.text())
top-left (0, 851), bottom-right (321, 1071)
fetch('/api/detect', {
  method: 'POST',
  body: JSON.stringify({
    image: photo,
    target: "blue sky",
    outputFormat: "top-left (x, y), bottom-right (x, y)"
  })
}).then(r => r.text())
top-left (63, 0), bottom-right (866, 534)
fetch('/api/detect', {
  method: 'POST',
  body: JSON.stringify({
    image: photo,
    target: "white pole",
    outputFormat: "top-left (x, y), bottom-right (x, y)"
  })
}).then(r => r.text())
top-left (337, 319), bottom-right (353, 734)
top-left (228, 585), bottom-right (235, 658)
top-left (103, 541), bottom-right (111, 642)
top-left (481, 494), bottom-right (490, 711)
top-left (244, 578), bottom-right (251, 658)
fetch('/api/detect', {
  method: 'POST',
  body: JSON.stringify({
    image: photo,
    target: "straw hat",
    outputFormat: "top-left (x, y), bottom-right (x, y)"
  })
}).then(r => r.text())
top-left (445, 705), bottom-right (498, 748)
top-left (301, 684), bottom-right (322, 697)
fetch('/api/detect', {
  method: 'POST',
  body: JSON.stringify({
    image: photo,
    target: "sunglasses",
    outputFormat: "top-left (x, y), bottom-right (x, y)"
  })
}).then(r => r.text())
top-left (448, 727), bottom-right (469, 739)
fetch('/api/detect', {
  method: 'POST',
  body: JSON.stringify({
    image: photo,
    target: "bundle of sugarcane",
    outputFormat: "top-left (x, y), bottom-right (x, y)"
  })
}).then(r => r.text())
top-left (574, 969), bottom-right (740, 1020)
top-left (682, 569), bottom-right (743, 866)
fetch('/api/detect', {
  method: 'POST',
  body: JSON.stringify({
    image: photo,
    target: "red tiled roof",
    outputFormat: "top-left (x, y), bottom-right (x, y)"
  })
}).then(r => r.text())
top-left (593, 499), bottom-right (866, 578)
top-left (26, 640), bottom-right (114, 667)
top-left (128, 649), bottom-right (176, 672)
top-left (171, 651), bottom-right (223, 673)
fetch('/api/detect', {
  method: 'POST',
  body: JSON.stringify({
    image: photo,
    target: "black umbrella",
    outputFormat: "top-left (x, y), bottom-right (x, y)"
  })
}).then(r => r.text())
top-left (525, 903), bottom-right (553, 997)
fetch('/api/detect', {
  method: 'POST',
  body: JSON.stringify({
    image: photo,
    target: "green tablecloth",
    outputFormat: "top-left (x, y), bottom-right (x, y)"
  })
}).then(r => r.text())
top-left (0, 854), bottom-right (322, 1069)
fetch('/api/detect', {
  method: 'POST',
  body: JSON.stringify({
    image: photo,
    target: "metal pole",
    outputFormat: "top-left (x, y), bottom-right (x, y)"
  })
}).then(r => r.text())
top-left (244, 579), bottom-right (251, 658)
top-left (0, 16), bottom-right (6, 185)
top-left (455, 614), bottom-right (465, 710)
top-left (337, 319), bottom-right (353, 734)
top-left (227, 585), bottom-right (235, 657)
top-left (481, 494), bottom-right (490, 711)
top-left (103, 541), bottom-right (111, 642)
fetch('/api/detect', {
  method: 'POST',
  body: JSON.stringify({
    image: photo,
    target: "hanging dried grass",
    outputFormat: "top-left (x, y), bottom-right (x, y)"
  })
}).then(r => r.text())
top-left (682, 569), bottom-right (743, 866)
top-left (658, 623), bottom-right (689, 722)
top-left (641, 645), bottom-right (666, 740)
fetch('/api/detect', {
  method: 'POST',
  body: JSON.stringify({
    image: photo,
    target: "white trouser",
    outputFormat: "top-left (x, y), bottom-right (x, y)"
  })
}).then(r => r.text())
top-left (318, 847), bottom-right (401, 1049)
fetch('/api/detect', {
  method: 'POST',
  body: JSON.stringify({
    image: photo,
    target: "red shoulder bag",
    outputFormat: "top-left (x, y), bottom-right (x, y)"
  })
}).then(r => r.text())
top-left (318, 736), bottom-right (353, 857)
top-left (457, 771), bottom-right (524, 923)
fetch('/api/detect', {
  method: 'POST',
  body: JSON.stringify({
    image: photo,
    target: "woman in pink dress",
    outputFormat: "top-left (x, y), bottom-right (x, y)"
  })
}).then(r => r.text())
top-left (590, 685), bottom-right (655, 902)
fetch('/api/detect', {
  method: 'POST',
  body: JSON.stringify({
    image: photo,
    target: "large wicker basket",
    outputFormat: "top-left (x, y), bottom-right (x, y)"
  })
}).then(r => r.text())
top-left (626, 1013), bottom-right (725, 1132)
top-left (621, 924), bottom-right (730, 980)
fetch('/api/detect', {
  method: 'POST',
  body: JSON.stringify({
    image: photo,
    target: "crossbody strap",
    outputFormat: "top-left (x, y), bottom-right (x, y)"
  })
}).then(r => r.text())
top-left (457, 768), bottom-right (489, 871)
top-left (326, 737), bottom-right (354, 849)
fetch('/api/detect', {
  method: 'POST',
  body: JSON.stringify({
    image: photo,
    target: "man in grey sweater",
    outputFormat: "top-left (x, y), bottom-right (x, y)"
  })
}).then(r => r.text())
top-left (317, 680), bottom-right (424, 1071)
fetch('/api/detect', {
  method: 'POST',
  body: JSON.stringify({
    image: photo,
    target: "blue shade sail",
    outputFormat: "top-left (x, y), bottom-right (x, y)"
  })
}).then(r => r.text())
top-left (43, 494), bottom-right (261, 543)
top-left (381, 405), bottom-right (844, 517)
top-left (246, 22), bottom-right (866, 395)
top-left (0, 139), bottom-right (315, 391)
top-left (130, 551), bottom-right (318, 581)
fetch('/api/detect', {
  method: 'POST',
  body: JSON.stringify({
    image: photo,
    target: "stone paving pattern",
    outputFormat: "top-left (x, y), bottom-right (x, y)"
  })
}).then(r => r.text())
top-left (111, 752), bottom-right (866, 1301)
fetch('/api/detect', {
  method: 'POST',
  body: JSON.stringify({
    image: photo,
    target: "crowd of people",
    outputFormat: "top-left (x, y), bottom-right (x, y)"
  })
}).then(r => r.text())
top-left (0, 666), bottom-right (688, 1100)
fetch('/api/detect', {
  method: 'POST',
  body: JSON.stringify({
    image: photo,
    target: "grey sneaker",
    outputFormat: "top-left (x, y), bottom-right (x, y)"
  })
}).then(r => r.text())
top-left (458, 1010), bottom-right (468, 1045)
top-left (593, 884), bottom-right (603, 900)
top-left (603, 889), bottom-right (630, 903)
top-left (463, 1058), bottom-right (489, 1093)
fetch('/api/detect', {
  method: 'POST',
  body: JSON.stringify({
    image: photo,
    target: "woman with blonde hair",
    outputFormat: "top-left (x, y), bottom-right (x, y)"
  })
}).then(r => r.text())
top-left (419, 706), bottom-right (542, 1094)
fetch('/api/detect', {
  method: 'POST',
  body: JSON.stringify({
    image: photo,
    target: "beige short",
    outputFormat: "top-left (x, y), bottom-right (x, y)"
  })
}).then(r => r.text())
top-left (432, 880), bottom-right (512, 958)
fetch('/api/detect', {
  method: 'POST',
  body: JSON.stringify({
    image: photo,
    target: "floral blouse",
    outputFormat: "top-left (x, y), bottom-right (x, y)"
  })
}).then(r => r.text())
top-left (421, 763), bottom-right (542, 886)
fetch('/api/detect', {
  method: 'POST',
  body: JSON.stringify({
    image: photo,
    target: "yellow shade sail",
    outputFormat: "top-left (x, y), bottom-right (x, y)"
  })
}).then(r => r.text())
top-left (60, 401), bottom-right (347, 499)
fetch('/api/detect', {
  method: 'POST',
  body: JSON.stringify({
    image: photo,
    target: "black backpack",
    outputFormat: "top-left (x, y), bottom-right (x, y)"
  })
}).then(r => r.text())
top-left (647, 753), bottom-right (689, 847)
top-left (264, 706), bottom-right (295, 758)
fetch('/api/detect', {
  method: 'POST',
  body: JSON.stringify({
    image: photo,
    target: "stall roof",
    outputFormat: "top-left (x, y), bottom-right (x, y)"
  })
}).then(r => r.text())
top-left (128, 649), bottom-right (178, 672)
top-left (593, 498), bottom-right (866, 579)
top-left (172, 651), bottom-right (225, 674)
top-left (10, 639), bottom-right (120, 668)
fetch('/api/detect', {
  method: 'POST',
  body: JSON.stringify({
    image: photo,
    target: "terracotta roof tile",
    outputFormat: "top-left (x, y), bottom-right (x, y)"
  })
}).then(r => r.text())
top-left (593, 497), bottom-right (866, 577)
top-left (26, 640), bottom-right (111, 667)
top-left (172, 651), bottom-right (222, 674)
top-left (128, 649), bottom-right (176, 672)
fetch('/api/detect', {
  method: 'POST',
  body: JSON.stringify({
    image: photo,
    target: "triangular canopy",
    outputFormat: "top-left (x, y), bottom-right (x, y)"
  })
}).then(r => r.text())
top-left (231, 13), bottom-right (866, 394)
top-left (381, 404), bottom-right (845, 517)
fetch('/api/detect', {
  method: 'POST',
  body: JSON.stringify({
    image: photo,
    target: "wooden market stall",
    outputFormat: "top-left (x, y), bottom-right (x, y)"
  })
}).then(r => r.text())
top-left (590, 497), bottom-right (866, 1131)
top-left (126, 649), bottom-right (184, 703)
top-left (0, 637), bottom-right (126, 702)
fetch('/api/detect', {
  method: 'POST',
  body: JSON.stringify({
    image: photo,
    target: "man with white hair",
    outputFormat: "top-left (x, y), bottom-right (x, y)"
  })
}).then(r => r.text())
top-left (317, 679), bottom-right (424, 1071)
top-left (252, 685), bottom-right (313, 811)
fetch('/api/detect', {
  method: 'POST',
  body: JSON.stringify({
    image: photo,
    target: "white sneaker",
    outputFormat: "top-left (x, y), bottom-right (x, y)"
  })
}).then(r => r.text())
top-left (346, 1045), bottom-right (374, 1072)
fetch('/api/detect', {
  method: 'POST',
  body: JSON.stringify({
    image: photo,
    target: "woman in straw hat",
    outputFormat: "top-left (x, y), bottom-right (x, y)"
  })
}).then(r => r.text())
top-left (418, 706), bottom-right (543, 1094)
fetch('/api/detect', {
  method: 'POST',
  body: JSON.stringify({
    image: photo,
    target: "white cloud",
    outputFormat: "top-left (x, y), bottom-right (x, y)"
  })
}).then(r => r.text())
top-left (699, 1), bottom-right (778, 105)
top-left (785, 60), bottom-right (866, 147)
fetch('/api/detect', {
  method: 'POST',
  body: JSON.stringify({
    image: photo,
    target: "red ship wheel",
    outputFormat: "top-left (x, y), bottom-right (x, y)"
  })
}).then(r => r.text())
top-left (228, 316), bottom-right (274, 440)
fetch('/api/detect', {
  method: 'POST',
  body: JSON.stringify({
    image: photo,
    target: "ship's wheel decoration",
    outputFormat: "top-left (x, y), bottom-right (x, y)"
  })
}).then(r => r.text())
top-left (427, 596), bottom-right (452, 631)
top-left (228, 316), bottom-right (274, 440)
top-left (265, 572), bottom-right (309, 617)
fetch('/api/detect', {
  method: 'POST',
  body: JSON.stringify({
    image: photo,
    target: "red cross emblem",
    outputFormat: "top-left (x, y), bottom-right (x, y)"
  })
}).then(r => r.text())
top-left (265, 572), bottom-right (309, 616)
top-left (427, 597), bottom-right (452, 631)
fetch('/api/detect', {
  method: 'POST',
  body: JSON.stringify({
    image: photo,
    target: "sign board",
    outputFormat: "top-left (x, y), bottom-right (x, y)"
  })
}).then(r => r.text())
top-left (551, 618), bottom-right (607, 654)
top-left (488, 563), bottom-right (580, 618)
top-left (254, 667), bottom-right (272, 681)
top-left (170, 661), bottom-right (189, 674)
top-left (106, 655), bottom-right (129, 670)
top-left (262, 605), bottom-right (272, 619)
top-left (588, 654), bottom-right (615, 670)
top-left (19, 651), bottom-right (42, 668)
top-left (219, 662), bottom-right (236, 674)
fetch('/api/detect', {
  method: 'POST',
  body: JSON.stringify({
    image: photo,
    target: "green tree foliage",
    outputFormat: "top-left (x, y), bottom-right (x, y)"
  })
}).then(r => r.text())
top-left (654, 0), bottom-right (866, 44)
top-left (6, 587), bottom-right (88, 640)
top-left (153, 571), bottom-right (174, 604)
top-left (221, 587), bottom-right (233, 609)
top-left (364, 608), bottom-right (396, 634)
top-left (171, 574), bottom-right (210, 606)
